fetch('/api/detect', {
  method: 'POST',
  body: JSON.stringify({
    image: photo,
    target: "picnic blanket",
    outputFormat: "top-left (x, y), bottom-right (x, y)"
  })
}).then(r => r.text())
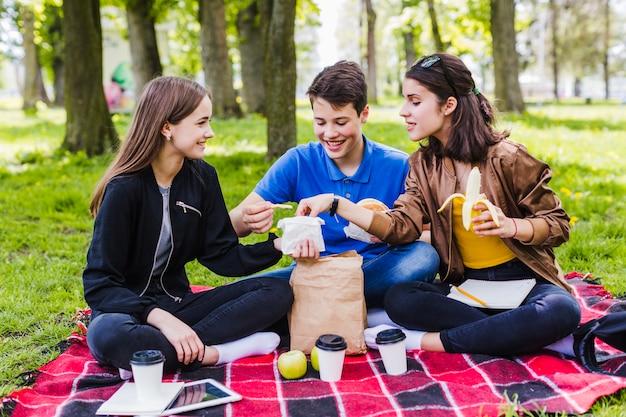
top-left (2, 273), bottom-right (626, 417)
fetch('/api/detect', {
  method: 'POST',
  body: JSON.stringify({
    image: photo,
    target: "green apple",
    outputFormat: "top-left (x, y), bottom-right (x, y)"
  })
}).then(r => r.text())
top-left (310, 346), bottom-right (319, 371)
top-left (277, 350), bottom-right (307, 380)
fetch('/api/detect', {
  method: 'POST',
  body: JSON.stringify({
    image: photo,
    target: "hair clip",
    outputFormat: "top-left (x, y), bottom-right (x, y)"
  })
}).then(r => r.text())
top-left (473, 87), bottom-right (480, 96)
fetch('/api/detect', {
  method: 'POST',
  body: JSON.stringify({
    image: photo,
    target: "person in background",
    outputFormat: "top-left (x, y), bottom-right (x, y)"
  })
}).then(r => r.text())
top-left (229, 60), bottom-right (439, 312)
top-left (83, 76), bottom-right (318, 376)
top-left (296, 53), bottom-right (581, 357)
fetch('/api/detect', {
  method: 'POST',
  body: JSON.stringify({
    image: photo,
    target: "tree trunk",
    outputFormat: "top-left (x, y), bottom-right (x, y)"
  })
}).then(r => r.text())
top-left (490, 0), bottom-right (525, 113)
top-left (52, 59), bottom-right (64, 107)
top-left (62, 0), bottom-right (118, 156)
top-left (402, 0), bottom-right (417, 68)
top-left (199, 0), bottom-right (243, 119)
top-left (43, 0), bottom-right (65, 106)
top-left (364, 0), bottom-right (377, 104)
top-left (126, 0), bottom-right (163, 100)
top-left (602, 0), bottom-right (610, 100)
top-left (549, 0), bottom-right (559, 101)
top-left (35, 58), bottom-right (51, 106)
top-left (237, 1), bottom-right (266, 115)
top-left (426, 0), bottom-right (444, 52)
top-left (259, 0), bottom-right (296, 159)
top-left (20, 4), bottom-right (38, 111)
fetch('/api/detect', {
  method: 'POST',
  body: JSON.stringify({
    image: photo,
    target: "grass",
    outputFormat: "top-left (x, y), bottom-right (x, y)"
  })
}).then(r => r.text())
top-left (0, 98), bottom-right (625, 416)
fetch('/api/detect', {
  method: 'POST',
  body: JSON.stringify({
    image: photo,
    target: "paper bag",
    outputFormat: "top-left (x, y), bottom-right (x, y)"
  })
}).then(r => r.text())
top-left (288, 250), bottom-right (367, 355)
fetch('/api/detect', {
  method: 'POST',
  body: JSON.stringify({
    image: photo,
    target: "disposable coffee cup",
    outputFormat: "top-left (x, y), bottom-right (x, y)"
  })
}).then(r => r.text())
top-left (129, 350), bottom-right (165, 401)
top-left (315, 334), bottom-right (348, 382)
top-left (375, 328), bottom-right (407, 375)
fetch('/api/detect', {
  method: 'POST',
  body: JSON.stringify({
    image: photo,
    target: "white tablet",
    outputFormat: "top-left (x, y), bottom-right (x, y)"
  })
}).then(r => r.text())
top-left (161, 378), bottom-right (242, 415)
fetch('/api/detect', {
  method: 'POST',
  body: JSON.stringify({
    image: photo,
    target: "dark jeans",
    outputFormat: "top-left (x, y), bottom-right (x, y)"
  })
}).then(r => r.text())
top-left (86, 277), bottom-right (293, 371)
top-left (384, 259), bottom-right (581, 356)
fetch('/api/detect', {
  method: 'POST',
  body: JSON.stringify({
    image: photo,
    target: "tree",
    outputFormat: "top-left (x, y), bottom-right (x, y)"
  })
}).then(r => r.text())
top-left (62, 0), bottom-right (118, 155)
top-left (549, 0), bottom-right (559, 100)
top-left (38, 0), bottom-right (64, 106)
top-left (426, 0), bottom-right (444, 52)
top-left (237, 0), bottom-right (266, 114)
top-left (400, 0), bottom-right (418, 69)
top-left (490, 0), bottom-right (525, 113)
top-left (363, 0), bottom-right (377, 103)
top-left (259, 0), bottom-right (296, 159)
top-left (602, 0), bottom-right (610, 100)
top-left (199, 0), bottom-right (243, 118)
top-left (19, 3), bottom-right (50, 111)
top-left (126, 0), bottom-right (163, 100)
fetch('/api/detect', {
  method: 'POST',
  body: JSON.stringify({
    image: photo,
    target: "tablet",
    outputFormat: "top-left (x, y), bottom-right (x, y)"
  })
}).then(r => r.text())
top-left (161, 378), bottom-right (242, 415)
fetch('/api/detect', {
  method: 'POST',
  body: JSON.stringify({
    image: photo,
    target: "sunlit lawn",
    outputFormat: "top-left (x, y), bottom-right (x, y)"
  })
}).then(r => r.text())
top-left (1, 98), bottom-right (625, 415)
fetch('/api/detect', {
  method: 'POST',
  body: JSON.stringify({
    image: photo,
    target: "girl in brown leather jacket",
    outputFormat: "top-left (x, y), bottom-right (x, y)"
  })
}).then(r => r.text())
top-left (296, 53), bottom-right (581, 357)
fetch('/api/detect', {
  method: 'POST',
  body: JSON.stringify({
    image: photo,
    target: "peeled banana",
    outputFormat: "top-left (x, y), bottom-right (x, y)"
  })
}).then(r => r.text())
top-left (437, 166), bottom-right (500, 230)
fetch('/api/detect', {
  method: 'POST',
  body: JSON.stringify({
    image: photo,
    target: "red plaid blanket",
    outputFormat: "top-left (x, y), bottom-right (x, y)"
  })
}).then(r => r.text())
top-left (2, 273), bottom-right (626, 417)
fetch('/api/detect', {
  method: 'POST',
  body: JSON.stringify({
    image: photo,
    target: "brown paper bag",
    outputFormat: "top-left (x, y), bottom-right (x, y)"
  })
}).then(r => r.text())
top-left (288, 250), bottom-right (367, 355)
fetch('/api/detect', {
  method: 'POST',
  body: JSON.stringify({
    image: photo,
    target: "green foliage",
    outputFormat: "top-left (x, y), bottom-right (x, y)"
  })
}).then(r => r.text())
top-left (0, 100), bottom-right (625, 417)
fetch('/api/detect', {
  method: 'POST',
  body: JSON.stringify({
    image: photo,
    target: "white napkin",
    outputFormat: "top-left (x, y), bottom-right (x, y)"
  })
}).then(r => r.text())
top-left (277, 216), bottom-right (326, 255)
top-left (344, 222), bottom-right (376, 243)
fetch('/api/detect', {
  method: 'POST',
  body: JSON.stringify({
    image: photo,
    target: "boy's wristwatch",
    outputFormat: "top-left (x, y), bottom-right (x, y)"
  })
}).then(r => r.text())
top-left (329, 196), bottom-right (339, 216)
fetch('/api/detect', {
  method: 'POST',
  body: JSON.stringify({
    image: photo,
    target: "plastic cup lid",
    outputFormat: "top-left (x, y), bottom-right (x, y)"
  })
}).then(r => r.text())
top-left (315, 334), bottom-right (347, 351)
top-left (130, 349), bottom-right (165, 365)
top-left (375, 328), bottom-right (407, 345)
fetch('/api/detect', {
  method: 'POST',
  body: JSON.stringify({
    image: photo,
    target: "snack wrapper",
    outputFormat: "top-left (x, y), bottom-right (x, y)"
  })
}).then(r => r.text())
top-left (277, 216), bottom-right (326, 255)
top-left (344, 222), bottom-right (376, 243)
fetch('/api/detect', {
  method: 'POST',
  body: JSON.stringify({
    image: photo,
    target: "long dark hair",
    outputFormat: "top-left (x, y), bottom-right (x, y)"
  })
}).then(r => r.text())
top-left (90, 76), bottom-right (209, 217)
top-left (406, 53), bottom-right (508, 163)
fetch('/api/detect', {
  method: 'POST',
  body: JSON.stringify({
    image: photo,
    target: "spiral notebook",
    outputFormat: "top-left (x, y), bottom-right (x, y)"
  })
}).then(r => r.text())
top-left (448, 279), bottom-right (536, 309)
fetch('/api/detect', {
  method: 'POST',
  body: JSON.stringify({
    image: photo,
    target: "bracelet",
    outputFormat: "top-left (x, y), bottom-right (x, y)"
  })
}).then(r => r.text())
top-left (510, 218), bottom-right (518, 239)
top-left (329, 196), bottom-right (339, 217)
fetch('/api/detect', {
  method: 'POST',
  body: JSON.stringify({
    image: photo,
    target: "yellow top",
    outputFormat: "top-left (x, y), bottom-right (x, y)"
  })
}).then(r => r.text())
top-left (452, 198), bottom-right (516, 269)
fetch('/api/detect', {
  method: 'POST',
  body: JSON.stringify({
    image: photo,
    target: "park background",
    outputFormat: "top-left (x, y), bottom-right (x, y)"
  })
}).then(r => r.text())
top-left (1, 0), bottom-right (626, 415)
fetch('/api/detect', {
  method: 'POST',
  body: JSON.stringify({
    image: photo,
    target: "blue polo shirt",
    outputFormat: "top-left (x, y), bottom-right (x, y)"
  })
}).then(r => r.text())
top-left (254, 136), bottom-right (409, 260)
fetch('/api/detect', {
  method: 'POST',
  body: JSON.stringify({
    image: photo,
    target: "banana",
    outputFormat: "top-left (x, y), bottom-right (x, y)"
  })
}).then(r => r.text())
top-left (437, 166), bottom-right (500, 231)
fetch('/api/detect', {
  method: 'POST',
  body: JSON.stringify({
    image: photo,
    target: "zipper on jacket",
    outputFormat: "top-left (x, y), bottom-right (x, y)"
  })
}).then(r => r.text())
top-left (176, 201), bottom-right (202, 217)
top-left (140, 193), bottom-right (182, 303)
top-left (161, 199), bottom-right (181, 302)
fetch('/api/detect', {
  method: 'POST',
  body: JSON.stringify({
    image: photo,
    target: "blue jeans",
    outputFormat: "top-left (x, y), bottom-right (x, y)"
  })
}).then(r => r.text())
top-left (252, 241), bottom-right (440, 307)
top-left (86, 277), bottom-right (293, 372)
top-left (384, 259), bottom-right (581, 355)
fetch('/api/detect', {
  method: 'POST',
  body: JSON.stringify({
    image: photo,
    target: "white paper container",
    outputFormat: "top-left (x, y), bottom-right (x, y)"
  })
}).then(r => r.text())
top-left (378, 340), bottom-right (407, 375)
top-left (316, 347), bottom-right (346, 382)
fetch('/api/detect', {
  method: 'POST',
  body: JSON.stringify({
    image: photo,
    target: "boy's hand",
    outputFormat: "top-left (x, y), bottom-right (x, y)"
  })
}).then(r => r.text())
top-left (296, 193), bottom-right (334, 217)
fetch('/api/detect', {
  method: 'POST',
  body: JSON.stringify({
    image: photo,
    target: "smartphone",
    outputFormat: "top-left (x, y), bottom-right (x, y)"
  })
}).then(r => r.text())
top-left (161, 378), bottom-right (242, 415)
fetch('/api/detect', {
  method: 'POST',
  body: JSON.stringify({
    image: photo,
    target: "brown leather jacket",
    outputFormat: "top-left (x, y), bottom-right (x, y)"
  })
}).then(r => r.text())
top-left (368, 139), bottom-right (572, 292)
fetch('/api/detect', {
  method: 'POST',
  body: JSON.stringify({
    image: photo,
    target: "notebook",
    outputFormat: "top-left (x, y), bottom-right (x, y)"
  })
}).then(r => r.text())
top-left (96, 382), bottom-right (184, 415)
top-left (448, 279), bottom-right (536, 309)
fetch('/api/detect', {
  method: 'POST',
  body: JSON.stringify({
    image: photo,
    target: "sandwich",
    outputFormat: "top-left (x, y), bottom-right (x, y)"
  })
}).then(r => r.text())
top-left (357, 198), bottom-right (389, 212)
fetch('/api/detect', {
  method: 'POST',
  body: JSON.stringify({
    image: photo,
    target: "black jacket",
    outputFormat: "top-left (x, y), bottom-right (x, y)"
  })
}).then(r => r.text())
top-left (83, 159), bottom-right (282, 321)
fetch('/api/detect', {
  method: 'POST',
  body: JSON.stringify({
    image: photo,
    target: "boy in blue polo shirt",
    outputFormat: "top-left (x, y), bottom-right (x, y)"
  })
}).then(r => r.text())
top-left (230, 60), bottom-right (439, 309)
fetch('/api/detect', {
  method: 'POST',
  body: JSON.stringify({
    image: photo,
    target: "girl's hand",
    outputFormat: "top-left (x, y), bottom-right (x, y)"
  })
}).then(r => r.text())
top-left (296, 193), bottom-right (334, 217)
top-left (241, 201), bottom-right (275, 234)
top-left (290, 238), bottom-right (320, 259)
top-left (147, 308), bottom-right (205, 365)
top-left (471, 203), bottom-right (518, 239)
